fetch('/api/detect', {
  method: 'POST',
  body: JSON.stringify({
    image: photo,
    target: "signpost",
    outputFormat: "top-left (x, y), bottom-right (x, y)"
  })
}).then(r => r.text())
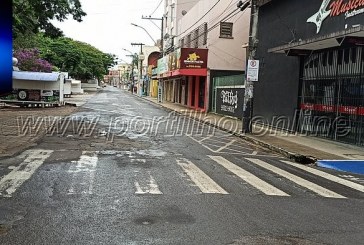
top-left (242, 0), bottom-right (259, 134)
top-left (247, 59), bottom-right (259, 82)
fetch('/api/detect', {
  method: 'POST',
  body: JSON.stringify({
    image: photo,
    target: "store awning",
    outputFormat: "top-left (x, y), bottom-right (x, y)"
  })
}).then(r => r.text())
top-left (269, 25), bottom-right (364, 56)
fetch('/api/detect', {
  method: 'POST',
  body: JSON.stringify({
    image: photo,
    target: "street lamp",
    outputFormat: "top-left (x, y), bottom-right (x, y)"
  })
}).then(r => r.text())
top-left (122, 48), bottom-right (134, 55)
top-left (131, 42), bottom-right (145, 96)
top-left (131, 23), bottom-right (157, 46)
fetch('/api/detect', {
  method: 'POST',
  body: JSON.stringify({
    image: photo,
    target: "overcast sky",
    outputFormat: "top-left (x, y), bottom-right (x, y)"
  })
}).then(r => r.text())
top-left (52, 0), bottom-right (163, 63)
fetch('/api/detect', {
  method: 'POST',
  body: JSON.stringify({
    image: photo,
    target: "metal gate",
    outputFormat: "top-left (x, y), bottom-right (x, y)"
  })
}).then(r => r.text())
top-left (212, 74), bottom-right (245, 118)
top-left (299, 46), bottom-right (364, 145)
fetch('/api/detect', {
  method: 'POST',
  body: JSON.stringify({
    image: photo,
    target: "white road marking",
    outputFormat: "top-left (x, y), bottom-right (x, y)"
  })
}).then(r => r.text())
top-left (177, 158), bottom-right (228, 194)
top-left (247, 158), bottom-right (346, 199)
top-left (282, 160), bottom-right (364, 193)
top-left (67, 151), bottom-right (98, 195)
top-left (188, 135), bottom-right (271, 156)
top-left (0, 149), bottom-right (53, 197)
top-left (198, 135), bottom-right (213, 143)
top-left (209, 156), bottom-right (289, 196)
top-left (135, 175), bottom-right (162, 195)
top-left (216, 140), bottom-right (236, 152)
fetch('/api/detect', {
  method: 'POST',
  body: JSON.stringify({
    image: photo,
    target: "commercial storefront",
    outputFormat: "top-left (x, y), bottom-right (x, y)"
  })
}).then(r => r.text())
top-left (211, 74), bottom-right (245, 119)
top-left (157, 48), bottom-right (208, 111)
top-left (255, 0), bottom-right (364, 145)
top-left (146, 51), bottom-right (160, 97)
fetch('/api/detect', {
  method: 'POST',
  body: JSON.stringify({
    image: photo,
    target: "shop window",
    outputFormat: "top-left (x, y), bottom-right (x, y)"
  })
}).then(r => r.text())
top-left (344, 48), bottom-right (350, 64)
top-left (322, 53), bottom-right (327, 67)
top-left (351, 47), bottom-right (357, 63)
top-left (328, 51), bottom-right (333, 66)
top-left (220, 22), bottom-right (233, 38)
top-left (337, 49), bottom-right (343, 65)
top-left (313, 57), bottom-right (318, 67)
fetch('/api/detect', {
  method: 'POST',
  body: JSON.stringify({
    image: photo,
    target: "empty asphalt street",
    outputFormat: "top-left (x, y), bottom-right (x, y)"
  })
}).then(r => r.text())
top-left (0, 87), bottom-right (363, 245)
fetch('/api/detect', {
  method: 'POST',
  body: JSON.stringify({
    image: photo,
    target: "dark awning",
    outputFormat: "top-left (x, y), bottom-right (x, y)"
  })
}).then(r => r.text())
top-left (268, 25), bottom-right (364, 56)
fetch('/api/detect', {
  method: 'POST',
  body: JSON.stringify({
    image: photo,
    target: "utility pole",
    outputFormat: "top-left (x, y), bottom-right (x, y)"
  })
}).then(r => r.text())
top-left (126, 54), bottom-right (137, 94)
top-left (141, 16), bottom-right (164, 54)
top-left (241, 0), bottom-right (259, 133)
top-left (131, 43), bottom-right (145, 96)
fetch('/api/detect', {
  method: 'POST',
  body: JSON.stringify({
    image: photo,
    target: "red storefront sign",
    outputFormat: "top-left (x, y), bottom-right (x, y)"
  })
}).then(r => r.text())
top-left (358, 107), bottom-right (364, 115)
top-left (179, 48), bottom-right (208, 69)
top-left (301, 104), bottom-right (364, 116)
top-left (339, 105), bottom-right (358, 114)
top-left (330, 0), bottom-right (364, 17)
top-left (300, 103), bottom-right (314, 110)
top-left (314, 104), bottom-right (335, 112)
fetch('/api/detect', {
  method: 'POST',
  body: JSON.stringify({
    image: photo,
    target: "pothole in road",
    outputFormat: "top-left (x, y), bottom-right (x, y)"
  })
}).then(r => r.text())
top-left (134, 217), bottom-right (156, 226)
top-left (0, 207), bottom-right (26, 234)
top-left (134, 206), bottom-right (195, 226)
top-left (229, 235), bottom-right (326, 245)
top-left (0, 224), bottom-right (10, 235)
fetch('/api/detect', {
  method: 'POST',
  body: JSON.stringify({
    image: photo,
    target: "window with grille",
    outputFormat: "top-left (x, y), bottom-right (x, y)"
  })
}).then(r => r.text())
top-left (186, 34), bottom-right (191, 48)
top-left (180, 38), bottom-right (184, 48)
top-left (220, 22), bottom-right (233, 38)
top-left (203, 23), bottom-right (207, 45)
top-left (194, 28), bottom-right (199, 48)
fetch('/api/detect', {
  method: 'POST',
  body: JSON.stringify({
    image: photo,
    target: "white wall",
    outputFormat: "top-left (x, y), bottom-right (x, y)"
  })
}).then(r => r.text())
top-left (142, 46), bottom-right (160, 67)
top-left (177, 0), bottom-right (250, 71)
top-left (13, 80), bottom-right (61, 91)
top-left (13, 74), bottom-right (64, 102)
top-left (164, 0), bottom-right (200, 51)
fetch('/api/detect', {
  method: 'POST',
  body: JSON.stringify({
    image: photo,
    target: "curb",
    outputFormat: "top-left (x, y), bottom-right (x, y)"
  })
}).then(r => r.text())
top-left (65, 102), bottom-right (77, 107)
top-left (136, 94), bottom-right (317, 165)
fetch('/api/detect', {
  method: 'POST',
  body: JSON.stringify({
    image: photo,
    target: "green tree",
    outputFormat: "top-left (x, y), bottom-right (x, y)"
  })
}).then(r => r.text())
top-left (13, 0), bottom-right (86, 38)
top-left (13, 33), bottom-right (117, 81)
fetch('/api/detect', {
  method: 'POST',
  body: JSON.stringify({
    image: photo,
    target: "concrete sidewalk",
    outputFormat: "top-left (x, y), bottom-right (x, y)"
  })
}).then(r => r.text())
top-left (64, 91), bottom-right (97, 107)
top-left (139, 96), bottom-right (364, 164)
top-left (0, 91), bottom-right (98, 158)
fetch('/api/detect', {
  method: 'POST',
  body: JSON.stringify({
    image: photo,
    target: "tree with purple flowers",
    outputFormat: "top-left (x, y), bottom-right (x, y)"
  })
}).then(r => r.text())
top-left (13, 48), bottom-right (53, 72)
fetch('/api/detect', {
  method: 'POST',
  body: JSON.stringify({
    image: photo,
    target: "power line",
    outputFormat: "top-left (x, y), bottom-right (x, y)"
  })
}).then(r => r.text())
top-left (173, 5), bottom-right (247, 51)
top-left (208, 0), bottom-right (237, 26)
top-left (150, 0), bottom-right (163, 16)
top-left (177, 0), bottom-right (221, 37)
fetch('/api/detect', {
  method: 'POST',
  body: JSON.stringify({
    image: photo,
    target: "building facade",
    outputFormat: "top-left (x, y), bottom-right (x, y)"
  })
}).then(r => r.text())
top-left (255, 0), bottom-right (364, 145)
top-left (158, 0), bottom-right (250, 114)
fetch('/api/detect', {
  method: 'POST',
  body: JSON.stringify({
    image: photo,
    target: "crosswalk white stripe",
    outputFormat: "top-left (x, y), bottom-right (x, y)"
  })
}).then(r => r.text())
top-left (247, 158), bottom-right (346, 199)
top-left (67, 151), bottom-right (98, 195)
top-left (281, 160), bottom-right (364, 193)
top-left (135, 175), bottom-right (163, 195)
top-left (209, 156), bottom-right (289, 196)
top-left (177, 158), bottom-right (228, 194)
top-left (0, 149), bottom-right (53, 197)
